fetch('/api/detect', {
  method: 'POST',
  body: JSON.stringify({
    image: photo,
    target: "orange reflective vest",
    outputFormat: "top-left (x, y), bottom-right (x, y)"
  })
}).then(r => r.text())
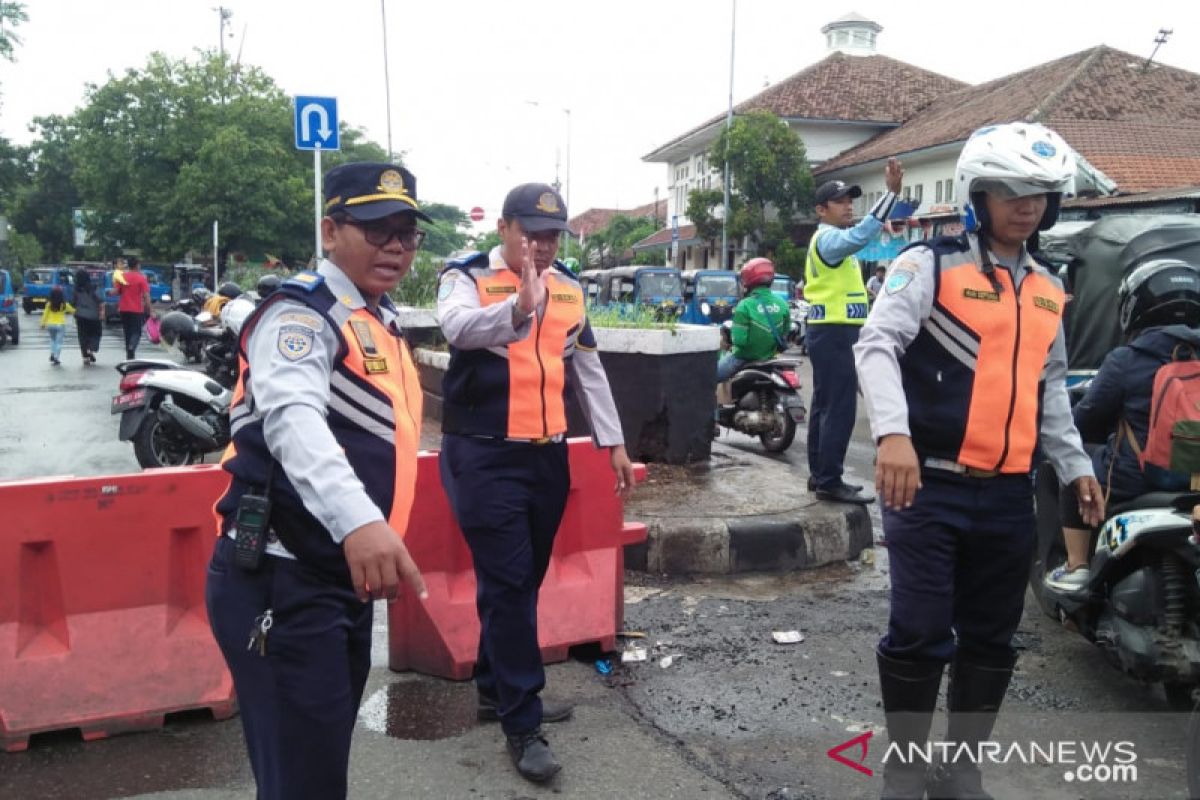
top-left (216, 276), bottom-right (421, 577)
top-left (899, 239), bottom-right (1065, 474)
top-left (441, 258), bottom-right (587, 440)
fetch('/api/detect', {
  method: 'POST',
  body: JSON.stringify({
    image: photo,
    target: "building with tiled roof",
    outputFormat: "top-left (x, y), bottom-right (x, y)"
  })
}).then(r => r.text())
top-left (641, 13), bottom-right (964, 269)
top-left (568, 199), bottom-right (667, 239)
top-left (818, 45), bottom-right (1200, 249)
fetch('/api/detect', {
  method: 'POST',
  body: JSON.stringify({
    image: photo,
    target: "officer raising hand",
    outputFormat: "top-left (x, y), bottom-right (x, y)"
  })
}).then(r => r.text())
top-left (436, 182), bottom-right (634, 785)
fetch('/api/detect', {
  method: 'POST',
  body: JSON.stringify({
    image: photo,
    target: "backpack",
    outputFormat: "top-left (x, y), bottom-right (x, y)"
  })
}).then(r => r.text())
top-left (1124, 344), bottom-right (1200, 490)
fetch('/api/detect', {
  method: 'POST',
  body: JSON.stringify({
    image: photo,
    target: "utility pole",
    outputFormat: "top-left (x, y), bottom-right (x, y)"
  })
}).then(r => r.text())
top-left (215, 6), bottom-right (233, 59)
top-left (381, 0), bottom-right (394, 161)
top-left (721, 0), bottom-right (736, 270)
top-left (1143, 28), bottom-right (1172, 72)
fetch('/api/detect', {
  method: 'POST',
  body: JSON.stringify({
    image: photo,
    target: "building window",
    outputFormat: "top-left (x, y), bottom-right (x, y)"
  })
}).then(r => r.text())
top-left (936, 181), bottom-right (943, 204)
top-left (944, 179), bottom-right (954, 203)
top-left (902, 185), bottom-right (911, 201)
top-left (913, 184), bottom-right (923, 204)
top-left (835, 30), bottom-right (848, 47)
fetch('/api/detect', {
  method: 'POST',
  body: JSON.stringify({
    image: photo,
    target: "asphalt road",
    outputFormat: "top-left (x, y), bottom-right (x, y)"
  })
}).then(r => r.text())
top-left (0, 332), bottom-right (1194, 799)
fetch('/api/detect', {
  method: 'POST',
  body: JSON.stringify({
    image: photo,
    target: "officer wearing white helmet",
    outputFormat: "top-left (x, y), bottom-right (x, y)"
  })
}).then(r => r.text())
top-left (853, 123), bottom-right (1105, 799)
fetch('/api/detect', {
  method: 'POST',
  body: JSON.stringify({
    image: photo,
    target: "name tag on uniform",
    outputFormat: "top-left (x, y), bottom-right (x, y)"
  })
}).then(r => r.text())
top-left (349, 319), bottom-right (379, 356)
top-left (1033, 296), bottom-right (1061, 314)
top-left (363, 357), bottom-right (389, 374)
top-left (963, 288), bottom-right (1001, 302)
top-left (485, 285), bottom-right (517, 295)
top-left (551, 292), bottom-right (579, 303)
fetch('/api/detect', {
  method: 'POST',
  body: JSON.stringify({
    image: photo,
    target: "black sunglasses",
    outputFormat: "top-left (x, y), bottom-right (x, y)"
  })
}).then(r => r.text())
top-left (341, 217), bottom-right (427, 251)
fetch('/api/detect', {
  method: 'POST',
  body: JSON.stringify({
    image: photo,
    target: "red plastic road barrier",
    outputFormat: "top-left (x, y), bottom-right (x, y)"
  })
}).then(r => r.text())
top-left (388, 439), bottom-right (648, 680)
top-left (0, 466), bottom-right (235, 752)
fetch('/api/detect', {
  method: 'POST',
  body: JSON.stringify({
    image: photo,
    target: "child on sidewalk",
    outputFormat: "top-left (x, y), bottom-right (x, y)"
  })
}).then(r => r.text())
top-left (41, 286), bottom-right (75, 366)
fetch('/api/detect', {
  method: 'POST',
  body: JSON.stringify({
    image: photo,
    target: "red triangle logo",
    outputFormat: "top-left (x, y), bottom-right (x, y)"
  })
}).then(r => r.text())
top-left (826, 730), bottom-right (875, 777)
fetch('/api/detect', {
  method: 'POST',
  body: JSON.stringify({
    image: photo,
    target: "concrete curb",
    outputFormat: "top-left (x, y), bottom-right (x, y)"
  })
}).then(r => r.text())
top-left (625, 501), bottom-right (871, 574)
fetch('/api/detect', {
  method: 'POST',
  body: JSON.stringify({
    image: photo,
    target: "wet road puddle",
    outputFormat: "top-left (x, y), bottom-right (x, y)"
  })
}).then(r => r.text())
top-left (0, 383), bottom-right (95, 395)
top-left (358, 679), bottom-right (478, 740)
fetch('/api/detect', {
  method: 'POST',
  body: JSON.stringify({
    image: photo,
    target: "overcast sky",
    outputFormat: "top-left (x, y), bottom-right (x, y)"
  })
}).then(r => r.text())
top-left (2, 0), bottom-right (1198, 229)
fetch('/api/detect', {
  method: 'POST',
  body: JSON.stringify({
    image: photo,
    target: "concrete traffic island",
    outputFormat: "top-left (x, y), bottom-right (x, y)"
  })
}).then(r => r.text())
top-left (623, 440), bottom-right (873, 574)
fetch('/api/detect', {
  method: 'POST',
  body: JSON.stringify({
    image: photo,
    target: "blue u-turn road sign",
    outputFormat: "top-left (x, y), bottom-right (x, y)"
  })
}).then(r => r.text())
top-left (294, 96), bottom-right (340, 151)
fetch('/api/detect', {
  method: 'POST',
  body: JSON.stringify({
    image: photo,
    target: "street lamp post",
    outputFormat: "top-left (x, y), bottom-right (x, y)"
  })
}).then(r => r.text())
top-left (722, 0), bottom-right (736, 270)
top-left (380, 0), bottom-right (394, 161)
top-left (524, 101), bottom-right (573, 252)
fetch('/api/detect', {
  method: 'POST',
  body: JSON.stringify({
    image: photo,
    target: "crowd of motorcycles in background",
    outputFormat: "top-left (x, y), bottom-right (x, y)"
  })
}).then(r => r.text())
top-left (110, 275), bottom-right (281, 469)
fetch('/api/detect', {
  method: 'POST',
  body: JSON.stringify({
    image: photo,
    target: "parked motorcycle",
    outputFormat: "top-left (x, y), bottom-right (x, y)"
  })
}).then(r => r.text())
top-left (1031, 466), bottom-right (1200, 790)
top-left (787, 299), bottom-right (808, 354)
top-left (110, 310), bottom-right (241, 469)
top-left (714, 358), bottom-right (806, 452)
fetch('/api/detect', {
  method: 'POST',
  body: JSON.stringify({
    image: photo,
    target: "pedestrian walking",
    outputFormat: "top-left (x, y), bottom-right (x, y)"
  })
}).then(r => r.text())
top-left (40, 286), bottom-right (73, 366)
top-left (436, 182), bottom-right (636, 784)
top-left (72, 268), bottom-right (104, 364)
top-left (206, 162), bottom-right (430, 800)
top-left (854, 122), bottom-right (1105, 799)
top-left (805, 159), bottom-right (903, 503)
top-left (115, 255), bottom-right (154, 359)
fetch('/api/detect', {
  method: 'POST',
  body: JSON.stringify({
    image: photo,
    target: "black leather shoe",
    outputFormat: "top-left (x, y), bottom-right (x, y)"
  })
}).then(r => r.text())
top-left (478, 694), bottom-right (574, 723)
top-left (815, 483), bottom-right (874, 504)
top-left (506, 729), bottom-right (561, 783)
top-left (807, 476), bottom-right (862, 492)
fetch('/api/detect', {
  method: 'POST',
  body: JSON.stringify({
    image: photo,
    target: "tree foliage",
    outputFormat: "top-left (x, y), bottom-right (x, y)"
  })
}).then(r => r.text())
top-left (0, 1), bottom-right (26, 64)
top-left (584, 213), bottom-right (657, 268)
top-left (705, 111), bottom-right (814, 254)
top-left (7, 115), bottom-right (78, 260)
top-left (419, 202), bottom-right (471, 256)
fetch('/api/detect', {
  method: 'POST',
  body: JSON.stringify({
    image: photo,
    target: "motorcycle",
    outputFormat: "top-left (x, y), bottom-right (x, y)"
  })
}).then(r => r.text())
top-left (110, 311), bottom-right (241, 469)
top-left (1031, 466), bottom-right (1200, 791)
top-left (787, 299), bottom-right (808, 354)
top-left (714, 357), bottom-right (806, 452)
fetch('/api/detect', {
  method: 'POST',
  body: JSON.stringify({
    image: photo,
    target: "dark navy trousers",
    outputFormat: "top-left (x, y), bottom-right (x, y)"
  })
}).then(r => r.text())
top-left (805, 323), bottom-right (861, 490)
top-left (880, 469), bottom-right (1036, 666)
top-left (440, 434), bottom-right (570, 736)
top-left (206, 536), bottom-right (372, 800)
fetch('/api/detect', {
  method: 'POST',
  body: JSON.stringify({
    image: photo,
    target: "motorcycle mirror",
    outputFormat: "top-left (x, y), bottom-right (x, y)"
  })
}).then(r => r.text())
top-left (701, 302), bottom-right (711, 315)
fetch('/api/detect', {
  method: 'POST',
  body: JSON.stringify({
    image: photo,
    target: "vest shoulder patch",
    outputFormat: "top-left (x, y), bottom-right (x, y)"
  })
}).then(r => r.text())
top-left (885, 270), bottom-right (915, 295)
top-left (277, 324), bottom-right (315, 360)
top-left (284, 271), bottom-right (324, 292)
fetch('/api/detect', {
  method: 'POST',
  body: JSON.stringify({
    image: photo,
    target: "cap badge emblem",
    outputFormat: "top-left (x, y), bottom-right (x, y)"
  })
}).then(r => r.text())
top-left (379, 169), bottom-right (407, 195)
top-left (536, 192), bottom-right (560, 213)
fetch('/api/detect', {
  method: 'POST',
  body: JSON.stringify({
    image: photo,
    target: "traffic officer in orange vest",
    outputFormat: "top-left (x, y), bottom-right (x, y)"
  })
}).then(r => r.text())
top-left (854, 124), bottom-right (1105, 799)
top-left (206, 162), bottom-right (429, 800)
top-left (436, 182), bottom-right (635, 784)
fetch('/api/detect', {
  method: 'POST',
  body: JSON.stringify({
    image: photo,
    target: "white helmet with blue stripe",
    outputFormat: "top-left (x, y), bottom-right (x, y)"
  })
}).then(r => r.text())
top-left (955, 122), bottom-right (1077, 233)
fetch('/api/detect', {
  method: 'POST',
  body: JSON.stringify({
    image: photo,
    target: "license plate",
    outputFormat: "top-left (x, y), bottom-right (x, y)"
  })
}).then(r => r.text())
top-left (111, 388), bottom-right (146, 414)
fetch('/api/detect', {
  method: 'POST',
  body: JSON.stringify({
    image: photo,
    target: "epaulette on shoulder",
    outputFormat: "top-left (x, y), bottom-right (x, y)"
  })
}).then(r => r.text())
top-left (900, 234), bottom-right (968, 257)
top-left (440, 251), bottom-right (487, 279)
top-left (284, 271), bottom-right (325, 292)
top-left (551, 260), bottom-right (580, 283)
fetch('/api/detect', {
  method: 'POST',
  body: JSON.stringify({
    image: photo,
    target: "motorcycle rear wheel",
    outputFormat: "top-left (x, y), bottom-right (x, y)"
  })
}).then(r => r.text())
top-left (1188, 705), bottom-right (1200, 798)
top-left (132, 415), bottom-right (198, 469)
top-left (759, 409), bottom-right (797, 453)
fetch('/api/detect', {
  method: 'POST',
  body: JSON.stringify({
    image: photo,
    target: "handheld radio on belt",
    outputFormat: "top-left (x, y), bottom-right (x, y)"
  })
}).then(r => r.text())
top-left (234, 462), bottom-right (275, 571)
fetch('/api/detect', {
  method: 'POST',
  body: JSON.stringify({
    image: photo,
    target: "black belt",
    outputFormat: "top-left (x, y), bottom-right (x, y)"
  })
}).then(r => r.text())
top-left (923, 457), bottom-right (1002, 479)
top-left (465, 433), bottom-right (565, 446)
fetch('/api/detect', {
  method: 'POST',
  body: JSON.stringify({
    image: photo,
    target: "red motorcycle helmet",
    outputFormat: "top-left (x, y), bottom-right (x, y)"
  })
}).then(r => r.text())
top-left (739, 258), bottom-right (775, 290)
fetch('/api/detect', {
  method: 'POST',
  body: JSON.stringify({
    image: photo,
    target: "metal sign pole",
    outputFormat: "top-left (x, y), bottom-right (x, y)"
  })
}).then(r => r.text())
top-left (212, 219), bottom-right (219, 289)
top-left (313, 145), bottom-right (322, 266)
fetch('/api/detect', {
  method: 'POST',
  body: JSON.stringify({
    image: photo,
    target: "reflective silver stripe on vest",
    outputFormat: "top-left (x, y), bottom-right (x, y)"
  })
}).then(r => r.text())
top-left (925, 307), bottom-right (979, 370)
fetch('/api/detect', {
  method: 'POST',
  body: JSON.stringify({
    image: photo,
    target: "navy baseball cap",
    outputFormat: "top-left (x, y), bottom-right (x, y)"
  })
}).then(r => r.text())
top-left (814, 180), bottom-right (863, 206)
top-left (502, 183), bottom-right (569, 233)
top-left (323, 162), bottom-right (432, 222)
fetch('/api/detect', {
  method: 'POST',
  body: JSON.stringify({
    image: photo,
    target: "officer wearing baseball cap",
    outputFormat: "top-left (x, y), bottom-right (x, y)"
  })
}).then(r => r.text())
top-left (208, 159), bottom-right (429, 799)
top-left (436, 181), bottom-right (635, 784)
top-left (804, 158), bottom-right (903, 504)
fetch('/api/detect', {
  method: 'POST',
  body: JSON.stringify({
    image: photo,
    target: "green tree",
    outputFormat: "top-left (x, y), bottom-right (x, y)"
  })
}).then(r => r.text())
top-left (8, 115), bottom-right (79, 261)
top-left (6, 230), bottom-right (42, 268)
top-left (65, 51), bottom-right (390, 268)
top-left (584, 213), bottom-right (657, 269)
top-left (419, 202), bottom-right (470, 256)
top-left (708, 111), bottom-right (814, 253)
top-left (0, 1), bottom-right (27, 64)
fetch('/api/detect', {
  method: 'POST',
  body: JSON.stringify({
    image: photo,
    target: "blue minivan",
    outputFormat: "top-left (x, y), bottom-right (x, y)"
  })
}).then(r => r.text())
top-left (21, 265), bottom-right (76, 313)
top-left (1, 268), bottom-right (19, 343)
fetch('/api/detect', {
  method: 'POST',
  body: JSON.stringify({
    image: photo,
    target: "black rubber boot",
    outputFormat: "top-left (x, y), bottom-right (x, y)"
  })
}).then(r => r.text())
top-left (506, 728), bottom-right (561, 783)
top-left (877, 649), bottom-right (944, 799)
top-left (926, 656), bottom-right (1015, 800)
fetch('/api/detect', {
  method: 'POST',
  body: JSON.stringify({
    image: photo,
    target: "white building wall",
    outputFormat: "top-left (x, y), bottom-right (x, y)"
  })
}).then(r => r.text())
top-left (843, 152), bottom-right (961, 218)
